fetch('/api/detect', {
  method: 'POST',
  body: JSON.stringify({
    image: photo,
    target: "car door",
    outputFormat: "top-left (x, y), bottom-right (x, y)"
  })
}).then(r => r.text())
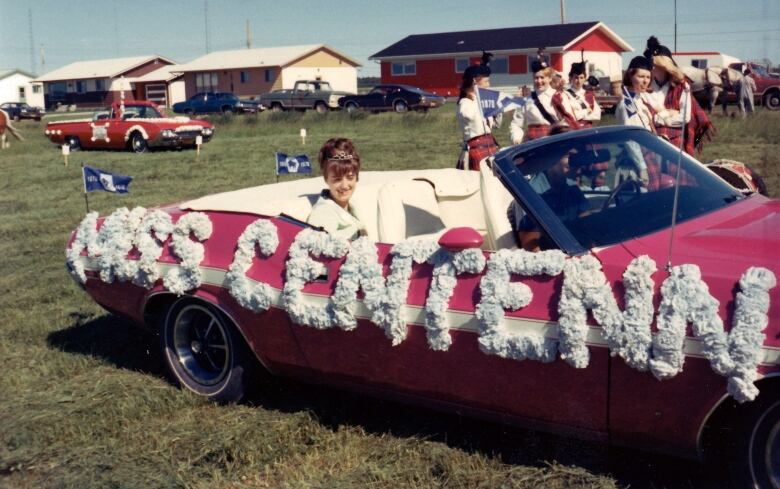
top-left (285, 235), bottom-right (609, 435)
top-left (361, 87), bottom-right (386, 109)
top-left (292, 83), bottom-right (311, 108)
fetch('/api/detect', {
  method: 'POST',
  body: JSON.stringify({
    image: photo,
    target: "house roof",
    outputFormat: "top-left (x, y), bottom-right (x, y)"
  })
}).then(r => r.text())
top-left (0, 69), bottom-right (37, 81)
top-left (132, 64), bottom-right (183, 83)
top-left (34, 55), bottom-right (175, 82)
top-left (174, 44), bottom-right (361, 72)
top-left (370, 21), bottom-right (632, 59)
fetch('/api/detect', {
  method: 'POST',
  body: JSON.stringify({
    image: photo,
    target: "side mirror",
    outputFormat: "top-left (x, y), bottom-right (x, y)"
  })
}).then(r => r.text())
top-left (438, 227), bottom-right (484, 251)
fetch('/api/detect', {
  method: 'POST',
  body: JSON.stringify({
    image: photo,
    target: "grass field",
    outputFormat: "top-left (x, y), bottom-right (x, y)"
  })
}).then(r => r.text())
top-left (1, 106), bottom-right (778, 489)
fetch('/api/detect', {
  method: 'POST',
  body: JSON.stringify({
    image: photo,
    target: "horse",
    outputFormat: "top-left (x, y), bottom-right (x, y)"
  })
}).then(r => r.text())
top-left (682, 66), bottom-right (744, 113)
top-left (0, 109), bottom-right (24, 149)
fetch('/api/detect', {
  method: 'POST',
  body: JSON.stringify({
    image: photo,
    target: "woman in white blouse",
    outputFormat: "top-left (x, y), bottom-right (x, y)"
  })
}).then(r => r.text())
top-left (456, 52), bottom-right (502, 171)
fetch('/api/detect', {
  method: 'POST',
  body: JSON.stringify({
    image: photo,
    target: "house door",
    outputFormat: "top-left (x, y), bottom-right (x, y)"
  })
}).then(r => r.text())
top-left (18, 86), bottom-right (26, 103)
top-left (145, 84), bottom-right (167, 107)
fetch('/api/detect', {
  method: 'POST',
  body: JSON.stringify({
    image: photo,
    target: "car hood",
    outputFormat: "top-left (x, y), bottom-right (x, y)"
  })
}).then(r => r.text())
top-left (626, 195), bottom-right (780, 272)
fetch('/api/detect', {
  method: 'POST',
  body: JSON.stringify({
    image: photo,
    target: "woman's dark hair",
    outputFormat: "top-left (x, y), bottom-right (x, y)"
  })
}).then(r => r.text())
top-left (458, 74), bottom-right (476, 101)
top-left (318, 138), bottom-right (361, 180)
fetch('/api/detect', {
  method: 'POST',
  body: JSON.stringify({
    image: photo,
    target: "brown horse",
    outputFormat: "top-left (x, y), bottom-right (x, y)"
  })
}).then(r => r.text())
top-left (0, 109), bottom-right (24, 148)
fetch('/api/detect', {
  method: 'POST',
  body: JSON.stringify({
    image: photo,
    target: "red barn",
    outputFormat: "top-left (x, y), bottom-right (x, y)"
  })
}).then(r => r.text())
top-left (369, 21), bottom-right (632, 96)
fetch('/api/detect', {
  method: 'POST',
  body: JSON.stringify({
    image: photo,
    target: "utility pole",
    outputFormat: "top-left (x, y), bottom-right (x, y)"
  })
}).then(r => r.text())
top-left (560, 0), bottom-right (566, 24)
top-left (28, 8), bottom-right (36, 74)
top-left (246, 19), bottom-right (251, 49)
top-left (40, 45), bottom-right (45, 73)
top-left (674, 0), bottom-right (677, 52)
top-left (204, 0), bottom-right (211, 54)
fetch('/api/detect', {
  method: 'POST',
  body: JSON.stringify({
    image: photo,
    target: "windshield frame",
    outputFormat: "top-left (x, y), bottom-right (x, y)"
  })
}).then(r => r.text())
top-left (493, 125), bottom-right (743, 255)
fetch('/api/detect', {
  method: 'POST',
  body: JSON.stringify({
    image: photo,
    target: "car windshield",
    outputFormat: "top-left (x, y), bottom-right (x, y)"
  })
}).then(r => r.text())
top-left (508, 129), bottom-right (743, 249)
top-left (123, 105), bottom-right (163, 119)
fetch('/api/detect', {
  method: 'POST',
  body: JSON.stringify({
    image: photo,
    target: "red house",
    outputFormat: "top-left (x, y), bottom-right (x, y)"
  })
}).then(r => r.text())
top-left (369, 21), bottom-right (633, 96)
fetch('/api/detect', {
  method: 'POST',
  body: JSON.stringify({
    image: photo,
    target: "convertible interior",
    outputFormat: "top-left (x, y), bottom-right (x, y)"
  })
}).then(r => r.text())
top-left (182, 163), bottom-right (518, 250)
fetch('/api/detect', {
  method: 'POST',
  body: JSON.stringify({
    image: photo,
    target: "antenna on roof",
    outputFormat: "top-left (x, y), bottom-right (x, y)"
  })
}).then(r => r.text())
top-left (246, 19), bottom-right (252, 49)
top-left (27, 7), bottom-right (35, 74)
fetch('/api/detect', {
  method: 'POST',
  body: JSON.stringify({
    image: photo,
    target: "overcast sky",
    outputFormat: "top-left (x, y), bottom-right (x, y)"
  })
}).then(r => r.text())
top-left (1, 0), bottom-right (778, 77)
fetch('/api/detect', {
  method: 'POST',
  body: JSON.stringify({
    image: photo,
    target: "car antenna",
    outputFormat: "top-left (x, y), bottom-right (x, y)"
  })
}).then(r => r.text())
top-left (664, 85), bottom-right (690, 272)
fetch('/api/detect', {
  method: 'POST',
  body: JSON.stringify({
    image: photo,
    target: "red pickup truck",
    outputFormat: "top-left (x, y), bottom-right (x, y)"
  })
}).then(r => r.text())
top-left (44, 101), bottom-right (214, 153)
top-left (730, 62), bottom-right (780, 110)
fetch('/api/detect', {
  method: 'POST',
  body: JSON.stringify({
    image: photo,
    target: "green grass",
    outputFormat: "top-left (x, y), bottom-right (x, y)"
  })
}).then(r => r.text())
top-left (1, 107), bottom-right (778, 489)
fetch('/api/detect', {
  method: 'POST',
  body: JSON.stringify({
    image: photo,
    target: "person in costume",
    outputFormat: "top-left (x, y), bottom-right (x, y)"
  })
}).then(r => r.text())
top-left (510, 57), bottom-right (564, 143)
top-left (456, 51), bottom-right (502, 171)
top-left (644, 36), bottom-right (715, 154)
top-left (564, 61), bottom-right (601, 128)
top-left (615, 55), bottom-right (655, 189)
top-left (739, 68), bottom-right (756, 116)
top-left (307, 138), bottom-right (366, 240)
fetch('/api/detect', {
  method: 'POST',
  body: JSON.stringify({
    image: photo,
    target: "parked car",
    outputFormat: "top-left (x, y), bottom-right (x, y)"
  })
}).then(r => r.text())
top-left (730, 61), bottom-right (780, 110)
top-left (0, 102), bottom-right (45, 121)
top-left (338, 85), bottom-right (446, 113)
top-left (44, 101), bottom-right (214, 153)
top-left (172, 92), bottom-right (262, 115)
top-left (65, 126), bottom-right (778, 487)
top-left (258, 80), bottom-right (351, 113)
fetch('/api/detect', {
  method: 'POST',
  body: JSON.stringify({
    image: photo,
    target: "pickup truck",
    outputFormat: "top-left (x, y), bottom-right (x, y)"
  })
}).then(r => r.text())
top-left (258, 80), bottom-right (352, 113)
top-left (729, 62), bottom-right (780, 110)
top-left (172, 92), bottom-right (262, 115)
top-left (44, 101), bottom-right (214, 153)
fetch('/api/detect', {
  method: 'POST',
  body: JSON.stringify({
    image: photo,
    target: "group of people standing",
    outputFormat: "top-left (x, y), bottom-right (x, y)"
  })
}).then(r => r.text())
top-left (456, 36), bottom-right (715, 171)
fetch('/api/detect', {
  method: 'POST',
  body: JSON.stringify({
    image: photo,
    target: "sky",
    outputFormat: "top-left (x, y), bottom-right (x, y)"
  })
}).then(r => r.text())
top-left (1, 0), bottom-right (778, 77)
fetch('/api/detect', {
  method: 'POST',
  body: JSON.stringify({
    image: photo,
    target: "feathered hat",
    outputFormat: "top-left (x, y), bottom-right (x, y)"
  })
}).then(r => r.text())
top-left (531, 47), bottom-right (549, 73)
top-left (644, 36), bottom-right (685, 82)
top-left (463, 51), bottom-right (493, 79)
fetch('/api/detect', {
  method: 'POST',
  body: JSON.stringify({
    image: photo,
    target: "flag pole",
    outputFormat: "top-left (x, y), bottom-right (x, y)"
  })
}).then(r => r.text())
top-left (81, 162), bottom-right (90, 213)
top-left (274, 151), bottom-right (279, 184)
top-left (664, 86), bottom-right (690, 272)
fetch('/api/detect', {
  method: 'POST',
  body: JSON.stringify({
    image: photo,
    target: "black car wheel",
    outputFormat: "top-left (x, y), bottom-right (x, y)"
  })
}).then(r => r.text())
top-left (314, 101), bottom-right (328, 114)
top-left (764, 91), bottom-right (780, 111)
top-left (221, 105), bottom-right (234, 114)
top-left (271, 103), bottom-right (284, 113)
top-left (162, 299), bottom-right (253, 403)
top-left (130, 132), bottom-right (149, 154)
top-left (64, 136), bottom-right (80, 151)
top-left (729, 394), bottom-right (780, 488)
top-left (12, 114), bottom-right (20, 122)
top-left (345, 101), bottom-right (359, 114)
top-left (184, 108), bottom-right (194, 116)
top-left (393, 99), bottom-right (408, 113)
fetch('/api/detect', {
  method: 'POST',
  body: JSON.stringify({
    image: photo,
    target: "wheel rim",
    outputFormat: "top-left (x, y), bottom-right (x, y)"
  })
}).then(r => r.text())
top-left (395, 101), bottom-right (407, 112)
top-left (172, 305), bottom-right (230, 386)
top-left (132, 135), bottom-right (146, 152)
top-left (750, 401), bottom-right (780, 488)
top-left (347, 103), bottom-right (357, 113)
top-left (770, 95), bottom-right (780, 109)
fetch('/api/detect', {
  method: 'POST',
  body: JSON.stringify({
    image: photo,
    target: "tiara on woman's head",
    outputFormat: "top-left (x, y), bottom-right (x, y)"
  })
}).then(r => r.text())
top-left (328, 151), bottom-right (354, 161)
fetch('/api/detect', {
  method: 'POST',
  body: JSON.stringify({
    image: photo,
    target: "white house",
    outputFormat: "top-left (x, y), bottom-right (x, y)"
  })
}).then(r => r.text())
top-left (174, 44), bottom-right (361, 98)
top-left (0, 69), bottom-right (45, 108)
top-left (673, 52), bottom-right (742, 70)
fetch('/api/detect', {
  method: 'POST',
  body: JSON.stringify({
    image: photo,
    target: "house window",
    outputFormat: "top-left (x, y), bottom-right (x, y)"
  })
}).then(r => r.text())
top-left (95, 79), bottom-right (105, 91)
top-left (691, 59), bottom-right (708, 69)
top-left (196, 72), bottom-right (218, 92)
top-left (32, 85), bottom-right (41, 94)
top-left (455, 58), bottom-right (469, 73)
top-left (264, 69), bottom-right (272, 83)
top-left (391, 62), bottom-right (416, 76)
top-left (491, 56), bottom-right (508, 74)
top-left (528, 54), bottom-right (552, 72)
top-left (240, 71), bottom-right (250, 83)
top-left (76, 81), bottom-right (87, 93)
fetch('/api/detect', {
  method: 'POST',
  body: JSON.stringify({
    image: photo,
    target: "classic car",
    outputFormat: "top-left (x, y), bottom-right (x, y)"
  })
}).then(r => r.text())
top-left (0, 102), bottom-right (45, 121)
top-left (172, 92), bottom-right (262, 115)
top-left (44, 101), bottom-right (214, 153)
top-left (65, 126), bottom-right (778, 487)
top-left (258, 80), bottom-right (351, 113)
top-left (338, 85), bottom-right (446, 113)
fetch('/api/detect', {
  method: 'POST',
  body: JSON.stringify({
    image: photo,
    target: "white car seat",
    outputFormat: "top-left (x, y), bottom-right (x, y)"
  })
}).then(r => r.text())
top-left (377, 180), bottom-right (446, 243)
top-left (479, 160), bottom-right (517, 250)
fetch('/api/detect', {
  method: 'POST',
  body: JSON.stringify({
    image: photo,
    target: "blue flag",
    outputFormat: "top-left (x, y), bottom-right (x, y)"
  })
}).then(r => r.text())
top-left (275, 152), bottom-right (312, 175)
top-left (477, 88), bottom-right (528, 119)
top-left (83, 165), bottom-right (132, 193)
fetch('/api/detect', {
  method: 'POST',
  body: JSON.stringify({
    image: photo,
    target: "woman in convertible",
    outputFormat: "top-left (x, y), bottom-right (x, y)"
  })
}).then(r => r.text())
top-left (307, 138), bottom-right (366, 240)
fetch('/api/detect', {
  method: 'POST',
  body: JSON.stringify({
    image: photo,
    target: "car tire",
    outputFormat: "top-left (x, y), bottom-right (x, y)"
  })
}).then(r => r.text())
top-left (271, 103), bottom-right (284, 113)
top-left (184, 108), bottom-right (194, 116)
top-left (314, 101), bottom-right (328, 114)
top-left (64, 136), bottom-right (80, 151)
top-left (12, 114), bottom-right (20, 122)
top-left (764, 91), bottom-right (780, 111)
top-left (130, 132), bottom-right (149, 154)
top-left (221, 105), bottom-right (234, 114)
top-left (393, 100), bottom-right (408, 113)
top-left (727, 392), bottom-right (780, 488)
top-left (162, 299), bottom-right (253, 403)
top-left (345, 101), bottom-right (359, 114)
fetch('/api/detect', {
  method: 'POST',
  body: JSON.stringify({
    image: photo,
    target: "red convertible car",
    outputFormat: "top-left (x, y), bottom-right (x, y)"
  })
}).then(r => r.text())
top-left (65, 126), bottom-right (778, 486)
top-left (44, 101), bottom-right (214, 153)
